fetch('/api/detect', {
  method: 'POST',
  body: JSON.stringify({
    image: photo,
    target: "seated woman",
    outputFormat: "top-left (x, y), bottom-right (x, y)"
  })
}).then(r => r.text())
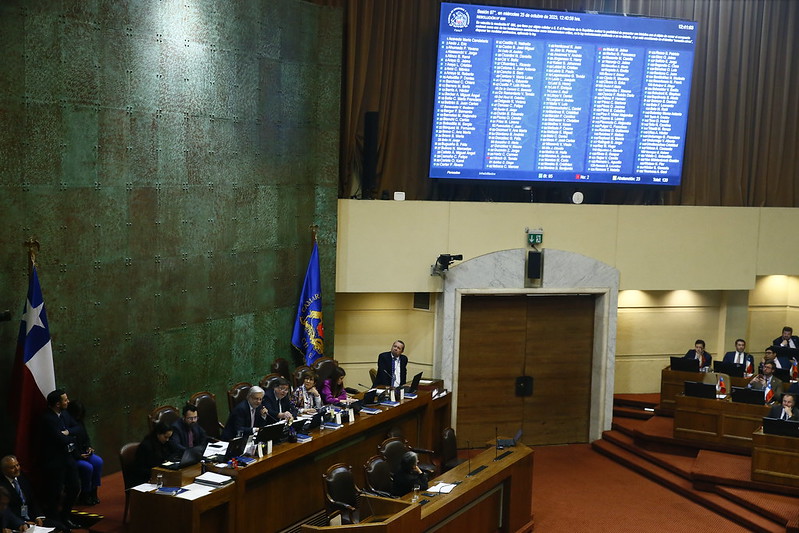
top-left (66, 400), bottom-right (104, 505)
top-left (321, 367), bottom-right (355, 406)
top-left (132, 421), bottom-right (178, 486)
top-left (292, 370), bottom-right (323, 415)
top-left (391, 451), bottom-right (428, 497)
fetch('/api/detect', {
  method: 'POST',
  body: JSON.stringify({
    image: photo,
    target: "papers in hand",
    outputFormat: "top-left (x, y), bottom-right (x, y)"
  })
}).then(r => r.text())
top-left (427, 482), bottom-right (457, 494)
top-left (195, 471), bottom-right (234, 487)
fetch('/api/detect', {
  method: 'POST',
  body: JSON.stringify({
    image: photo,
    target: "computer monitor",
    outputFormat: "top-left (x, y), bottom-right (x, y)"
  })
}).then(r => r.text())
top-left (683, 381), bottom-right (716, 399)
top-left (730, 386), bottom-right (765, 405)
top-left (713, 361), bottom-right (745, 378)
top-left (762, 417), bottom-right (799, 437)
top-left (670, 357), bottom-right (700, 373)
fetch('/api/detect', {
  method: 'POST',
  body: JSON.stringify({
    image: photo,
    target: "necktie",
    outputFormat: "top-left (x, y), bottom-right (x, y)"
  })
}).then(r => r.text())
top-left (187, 427), bottom-right (194, 447)
top-left (13, 478), bottom-right (24, 502)
top-left (251, 407), bottom-right (256, 427)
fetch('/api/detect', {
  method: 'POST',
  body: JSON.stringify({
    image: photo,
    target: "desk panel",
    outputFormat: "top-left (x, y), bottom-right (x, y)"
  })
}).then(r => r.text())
top-left (752, 430), bottom-right (799, 488)
top-left (673, 395), bottom-right (769, 454)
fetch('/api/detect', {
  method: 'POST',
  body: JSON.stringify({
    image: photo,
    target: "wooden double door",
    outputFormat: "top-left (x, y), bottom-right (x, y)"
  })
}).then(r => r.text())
top-left (456, 294), bottom-right (595, 446)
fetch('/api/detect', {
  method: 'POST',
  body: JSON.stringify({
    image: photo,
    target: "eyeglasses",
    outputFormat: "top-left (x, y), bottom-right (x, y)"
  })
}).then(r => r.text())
top-left (186, 416), bottom-right (198, 421)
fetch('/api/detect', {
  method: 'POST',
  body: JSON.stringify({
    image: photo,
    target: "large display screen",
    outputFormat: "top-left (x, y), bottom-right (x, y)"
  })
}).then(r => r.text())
top-left (429, 3), bottom-right (698, 186)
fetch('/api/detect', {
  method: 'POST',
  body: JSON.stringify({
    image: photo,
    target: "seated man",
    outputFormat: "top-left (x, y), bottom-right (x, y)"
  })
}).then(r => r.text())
top-left (768, 393), bottom-right (798, 421)
top-left (760, 345), bottom-right (794, 372)
top-left (0, 486), bottom-right (27, 533)
top-left (391, 451), bottom-right (428, 497)
top-left (773, 326), bottom-right (799, 349)
top-left (748, 361), bottom-right (783, 403)
top-left (170, 404), bottom-right (208, 452)
top-left (262, 378), bottom-right (298, 422)
top-left (0, 455), bottom-right (67, 532)
top-left (722, 338), bottom-right (754, 373)
top-left (376, 340), bottom-right (408, 387)
top-left (683, 339), bottom-right (712, 369)
top-left (221, 386), bottom-right (269, 440)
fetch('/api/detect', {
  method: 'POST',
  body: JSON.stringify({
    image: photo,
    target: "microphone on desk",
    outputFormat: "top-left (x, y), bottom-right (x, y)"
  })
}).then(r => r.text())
top-left (466, 440), bottom-right (471, 476)
top-left (358, 383), bottom-right (374, 390)
top-left (495, 427), bottom-right (499, 460)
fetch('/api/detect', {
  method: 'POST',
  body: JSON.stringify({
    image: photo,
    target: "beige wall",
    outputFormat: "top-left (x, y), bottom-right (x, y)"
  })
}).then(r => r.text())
top-left (335, 200), bottom-right (799, 394)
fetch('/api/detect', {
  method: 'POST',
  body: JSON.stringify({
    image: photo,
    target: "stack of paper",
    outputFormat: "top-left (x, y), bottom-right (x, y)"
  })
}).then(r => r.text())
top-left (194, 471), bottom-right (234, 487)
top-left (427, 482), bottom-right (457, 494)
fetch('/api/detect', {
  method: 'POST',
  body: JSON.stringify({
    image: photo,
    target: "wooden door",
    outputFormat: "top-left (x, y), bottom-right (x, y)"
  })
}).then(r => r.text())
top-left (457, 294), bottom-right (594, 446)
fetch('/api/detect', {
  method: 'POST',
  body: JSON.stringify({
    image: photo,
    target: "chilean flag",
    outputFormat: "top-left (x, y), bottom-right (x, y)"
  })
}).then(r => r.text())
top-left (717, 375), bottom-right (727, 395)
top-left (764, 381), bottom-right (774, 403)
top-left (9, 266), bottom-right (56, 468)
top-left (791, 360), bottom-right (798, 380)
top-left (746, 359), bottom-right (754, 375)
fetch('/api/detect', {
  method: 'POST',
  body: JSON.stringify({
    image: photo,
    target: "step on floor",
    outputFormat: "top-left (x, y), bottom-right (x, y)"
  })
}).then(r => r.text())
top-left (593, 438), bottom-right (786, 533)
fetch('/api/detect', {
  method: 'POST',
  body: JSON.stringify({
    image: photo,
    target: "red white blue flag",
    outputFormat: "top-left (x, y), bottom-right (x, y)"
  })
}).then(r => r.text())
top-left (717, 375), bottom-right (727, 395)
top-left (10, 266), bottom-right (56, 467)
top-left (791, 360), bottom-right (798, 380)
top-left (764, 381), bottom-right (774, 403)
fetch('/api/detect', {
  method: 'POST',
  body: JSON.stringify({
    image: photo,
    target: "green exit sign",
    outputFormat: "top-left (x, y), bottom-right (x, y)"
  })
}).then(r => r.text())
top-left (528, 232), bottom-right (543, 245)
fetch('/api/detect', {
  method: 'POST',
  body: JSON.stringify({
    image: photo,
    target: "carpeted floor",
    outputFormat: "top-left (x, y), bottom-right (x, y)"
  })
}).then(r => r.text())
top-left (531, 443), bottom-right (750, 533)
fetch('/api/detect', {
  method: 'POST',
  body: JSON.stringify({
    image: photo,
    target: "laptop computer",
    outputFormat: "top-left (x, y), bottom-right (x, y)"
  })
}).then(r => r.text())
top-left (163, 445), bottom-right (204, 470)
top-left (730, 386), bottom-right (765, 405)
top-left (773, 367), bottom-right (792, 382)
top-left (713, 361), bottom-right (745, 378)
top-left (362, 389), bottom-right (387, 406)
top-left (762, 416), bottom-right (799, 437)
top-left (497, 428), bottom-right (522, 449)
top-left (256, 421), bottom-right (287, 444)
top-left (683, 381), bottom-right (716, 399)
top-left (670, 356), bottom-right (700, 373)
top-left (403, 372), bottom-right (423, 394)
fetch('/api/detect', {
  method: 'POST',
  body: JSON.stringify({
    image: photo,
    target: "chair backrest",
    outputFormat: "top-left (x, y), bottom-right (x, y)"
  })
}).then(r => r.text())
top-left (119, 442), bottom-right (141, 489)
top-left (377, 437), bottom-right (408, 473)
top-left (313, 357), bottom-right (338, 382)
top-left (259, 373), bottom-right (282, 390)
top-left (271, 357), bottom-right (292, 383)
top-left (369, 368), bottom-right (377, 385)
top-left (363, 455), bottom-right (393, 496)
top-left (323, 463), bottom-right (359, 512)
top-left (227, 382), bottom-right (252, 413)
top-left (148, 405), bottom-right (179, 431)
top-left (441, 427), bottom-right (458, 469)
top-left (293, 365), bottom-right (311, 389)
top-left (190, 390), bottom-right (221, 439)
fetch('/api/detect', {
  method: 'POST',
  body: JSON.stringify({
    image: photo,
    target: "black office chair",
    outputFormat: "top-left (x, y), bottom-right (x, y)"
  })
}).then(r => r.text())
top-left (119, 442), bottom-right (140, 523)
top-left (147, 405), bottom-right (179, 431)
top-left (190, 390), bottom-right (223, 440)
top-left (227, 382), bottom-right (252, 412)
top-left (322, 463), bottom-right (360, 525)
top-left (378, 437), bottom-right (437, 476)
top-left (363, 455), bottom-right (394, 498)
top-left (440, 427), bottom-right (465, 472)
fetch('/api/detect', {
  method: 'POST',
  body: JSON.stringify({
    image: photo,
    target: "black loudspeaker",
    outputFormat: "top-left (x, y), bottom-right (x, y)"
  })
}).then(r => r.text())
top-left (362, 112), bottom-right (379, 199)
top-left (527, 251), bottom-right (542, 279)
top-left (515, 376), bottom-right (533, 397)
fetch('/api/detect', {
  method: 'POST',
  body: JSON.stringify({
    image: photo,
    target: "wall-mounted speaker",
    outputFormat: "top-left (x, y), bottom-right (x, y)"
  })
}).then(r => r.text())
top-left (527, 250), bottom-right (542, 279)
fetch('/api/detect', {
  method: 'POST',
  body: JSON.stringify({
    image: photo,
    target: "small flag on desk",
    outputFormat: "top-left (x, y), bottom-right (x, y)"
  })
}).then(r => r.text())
top-left (765, 381), bottom-right (774, 403)
top-left (717, 375), bottom-right (726, 395)
top-left (746, 359), bottom-right (754, 375)
top-left (791, 360), bottom-right (798, 380)
top-left (10, 266), bottom-right (57, 468)
top-left (291, 241), bottom-right (324, 367)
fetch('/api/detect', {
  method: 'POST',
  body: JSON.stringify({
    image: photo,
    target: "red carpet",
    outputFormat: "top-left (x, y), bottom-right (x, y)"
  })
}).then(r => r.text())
top-left (532, 443), bottom-right (750, 532)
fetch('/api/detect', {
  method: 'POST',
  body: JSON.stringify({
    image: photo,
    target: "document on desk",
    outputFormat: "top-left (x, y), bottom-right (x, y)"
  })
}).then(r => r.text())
top-left (175, 483), bottom-right (215, 500)
top-left (204, 441), bottom-right (228, 458)
top-left (195, 471), bottom-right (234, 487)
top-left (427, 482), bottom-right (457, 494)
top-left (132, 483), bottom-right (158, 492)
top-left (26, 526), bottom-right (55, 533)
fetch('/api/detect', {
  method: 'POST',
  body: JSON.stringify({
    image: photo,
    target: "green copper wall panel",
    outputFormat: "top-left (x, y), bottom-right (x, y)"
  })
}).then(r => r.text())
top-left (0, 0), bottom-right (341, 464)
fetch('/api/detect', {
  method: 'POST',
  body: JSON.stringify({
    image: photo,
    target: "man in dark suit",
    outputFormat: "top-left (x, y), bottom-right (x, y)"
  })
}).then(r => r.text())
top-left (773, 326), bottom-right (799, 349)
top-left (376, 340), bottom-right (408, 387)
top-left (262, 378), bottom-right (298, 422)
top-left (761, 345), bottom-right (795, 372)
top-left (170, 404), bottom-right (208, 452)
top-left (40, 389), bottom-right (81, 530)
top-left (221, 386), bottom-right (269, 440)
top-left (722, 338), bottom-right (755, 373)
top-left (0, 486), bottom-right (27, 533)
top-left (682, 339), bottom-right (712, 369)
top-left (768, 393), bottom-right (798, 420)
top-left (748, 361), bottom-right (783, 404)
top-left (0, 455), bottom-right (67, 531)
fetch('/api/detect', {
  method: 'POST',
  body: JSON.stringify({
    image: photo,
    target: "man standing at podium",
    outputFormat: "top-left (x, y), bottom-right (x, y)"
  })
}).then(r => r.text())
top-left (376, 340), bottom-right (407, 388)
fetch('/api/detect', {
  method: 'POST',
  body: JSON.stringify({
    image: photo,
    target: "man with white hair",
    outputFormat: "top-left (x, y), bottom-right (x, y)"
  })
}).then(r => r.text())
top-left (221, 386), bottom-right (269, 440)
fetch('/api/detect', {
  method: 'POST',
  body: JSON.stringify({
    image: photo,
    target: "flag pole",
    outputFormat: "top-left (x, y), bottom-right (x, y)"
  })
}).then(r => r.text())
top-left (24, 237), bottom-right (40, 276)
top-left (309, 224), bottom-right (319, 244)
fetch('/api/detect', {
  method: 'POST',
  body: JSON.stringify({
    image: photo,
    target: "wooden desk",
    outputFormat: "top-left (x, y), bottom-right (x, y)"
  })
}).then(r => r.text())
top-left (659, 367), bottom-right (750, 415)
top-left (303, 445), bottom-right (534, 533)
top-left (673, 395), bottom-right (770, 454)
top-left (751, 429), bottom-right (799, 488)
top-left (238, 393), bottom-right (433, 532)
top-left (129, 476), bottom-right (236, 533)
